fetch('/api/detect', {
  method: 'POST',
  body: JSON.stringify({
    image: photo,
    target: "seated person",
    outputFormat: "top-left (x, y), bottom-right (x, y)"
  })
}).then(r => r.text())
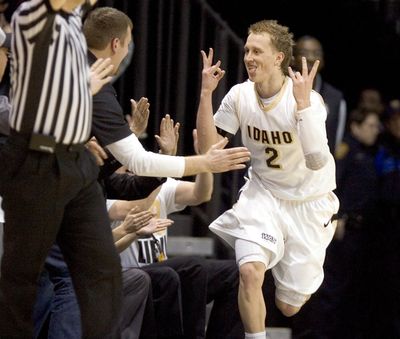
top-left (108, 120), bottom-right (244, 339)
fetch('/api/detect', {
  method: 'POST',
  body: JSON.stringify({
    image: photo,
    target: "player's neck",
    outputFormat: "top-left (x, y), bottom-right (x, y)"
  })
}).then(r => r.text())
top-left (255, 74), bottom-right (286, 99)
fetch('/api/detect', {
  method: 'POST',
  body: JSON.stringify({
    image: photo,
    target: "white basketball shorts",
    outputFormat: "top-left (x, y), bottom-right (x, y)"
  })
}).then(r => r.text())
top-left (209, 174), bottom-right (339, 304)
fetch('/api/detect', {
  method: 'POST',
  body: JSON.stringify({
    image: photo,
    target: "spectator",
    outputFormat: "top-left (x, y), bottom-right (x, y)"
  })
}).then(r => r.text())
top-left (110, 126), bottom-right (244, 339)
top-left (293, 35), bottom-right (347, 153)
top-left (357, 87), bottom-right (385, 117)
top-left (317, 108), bottom-right (380, 338)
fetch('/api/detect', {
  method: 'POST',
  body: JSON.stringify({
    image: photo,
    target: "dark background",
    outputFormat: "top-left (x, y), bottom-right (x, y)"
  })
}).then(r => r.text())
top-left (205, 0), bottom-right (400, 110)
top-left (7, 0), bottom-right (400, 134)
top-left (91, 0), bottom-right (400, 150)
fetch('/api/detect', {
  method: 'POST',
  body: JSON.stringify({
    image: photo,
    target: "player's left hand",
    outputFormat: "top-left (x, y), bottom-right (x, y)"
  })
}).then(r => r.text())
top-left (288, 57), bottom-right (319, 111)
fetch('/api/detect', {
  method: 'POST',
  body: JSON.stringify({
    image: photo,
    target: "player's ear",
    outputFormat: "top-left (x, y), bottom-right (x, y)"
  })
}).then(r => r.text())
top-left (275, 51), bottom-right (284, 66)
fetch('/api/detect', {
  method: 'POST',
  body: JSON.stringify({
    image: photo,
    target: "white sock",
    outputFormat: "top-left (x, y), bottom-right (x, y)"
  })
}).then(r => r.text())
top-left (245, 331), bottom-right (267, 339)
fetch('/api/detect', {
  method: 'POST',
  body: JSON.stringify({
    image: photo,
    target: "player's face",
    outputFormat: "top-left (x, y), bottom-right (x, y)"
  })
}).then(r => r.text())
top-left (244, 32), bottom-right (280, 83)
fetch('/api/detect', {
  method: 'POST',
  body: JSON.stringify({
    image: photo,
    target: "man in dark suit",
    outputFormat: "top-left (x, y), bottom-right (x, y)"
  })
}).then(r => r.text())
top-left (293, 35), bottom-right (347, 154)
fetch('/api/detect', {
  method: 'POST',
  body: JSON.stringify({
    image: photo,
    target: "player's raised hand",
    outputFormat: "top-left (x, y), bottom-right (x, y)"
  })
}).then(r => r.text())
top-left (205, 138), bottom-right (250, 173)
top-left (200, 48), bottom-right (226, 93)
top-left (288, 56), bottom-right (319, 110)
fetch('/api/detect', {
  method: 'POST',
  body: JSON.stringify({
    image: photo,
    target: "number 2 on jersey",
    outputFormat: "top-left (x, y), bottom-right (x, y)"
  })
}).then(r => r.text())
top-left (265, 147), bottom-right (281, 169)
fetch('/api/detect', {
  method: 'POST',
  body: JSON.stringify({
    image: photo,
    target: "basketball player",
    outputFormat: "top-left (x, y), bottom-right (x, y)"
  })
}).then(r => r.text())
top-left (196, 20), bottom-right (339, 339)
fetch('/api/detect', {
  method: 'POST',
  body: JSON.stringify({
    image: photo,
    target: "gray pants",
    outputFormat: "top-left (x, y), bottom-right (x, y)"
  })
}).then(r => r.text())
top-left (121, 268), bottom-right (151, 339)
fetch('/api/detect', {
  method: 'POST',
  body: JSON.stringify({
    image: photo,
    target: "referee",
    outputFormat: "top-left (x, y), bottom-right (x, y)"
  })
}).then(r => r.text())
top-left (0, 1), bottom-right (122, 338)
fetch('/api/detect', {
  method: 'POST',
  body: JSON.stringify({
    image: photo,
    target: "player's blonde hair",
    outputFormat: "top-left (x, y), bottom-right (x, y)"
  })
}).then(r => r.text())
top-left (248, 20), bottom-right (294, 75)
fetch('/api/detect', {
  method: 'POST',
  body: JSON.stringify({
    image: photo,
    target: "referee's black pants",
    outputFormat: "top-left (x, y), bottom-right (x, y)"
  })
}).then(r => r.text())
top-left (0, 134), bottom-right (122, 338)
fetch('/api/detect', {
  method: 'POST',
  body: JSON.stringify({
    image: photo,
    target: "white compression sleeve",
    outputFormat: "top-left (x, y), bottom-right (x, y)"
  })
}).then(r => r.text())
top-left (296, 105), bottom-right (330, 170)
top-left (107, 134), bottom-right (185, 177)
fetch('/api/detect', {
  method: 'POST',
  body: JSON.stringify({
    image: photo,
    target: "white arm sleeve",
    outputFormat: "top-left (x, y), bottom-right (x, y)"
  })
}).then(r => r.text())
top-left (296, 96), bottom-right (330, 170)
top-left (107, 134), bottom-right (185, 177)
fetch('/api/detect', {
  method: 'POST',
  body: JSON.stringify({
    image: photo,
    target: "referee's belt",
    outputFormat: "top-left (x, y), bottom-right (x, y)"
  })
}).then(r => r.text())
top-left (9, 129), bottom-right (85, 154)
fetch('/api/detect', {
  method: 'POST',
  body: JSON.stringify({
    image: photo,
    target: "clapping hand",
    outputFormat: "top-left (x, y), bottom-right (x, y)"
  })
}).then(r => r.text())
top-left (127, 97), bottom-right (150, 137)
top-left (90, 58), bottom-right (114, 95)
top-left (155, 114), bottom-right (180, 156)
top-left (136, 218), bottom-right (174, 237)
top-left (122, 206), bottom-right (155, 234)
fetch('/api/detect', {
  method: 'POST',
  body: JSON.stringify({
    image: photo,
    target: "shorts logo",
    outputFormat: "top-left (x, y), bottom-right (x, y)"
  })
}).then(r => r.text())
top-left (261, 233), bottom-right (276, 244)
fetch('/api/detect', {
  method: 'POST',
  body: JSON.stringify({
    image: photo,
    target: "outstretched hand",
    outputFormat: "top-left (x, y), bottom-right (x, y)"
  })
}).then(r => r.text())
top-left (205, 138), bottom-right (251, 173)
top-left (155, 114), bottom-right (180, 156)
top-left (122, 206), bottom-right (155, 234)
top-left (288, 56), bottom-right (319, 111)
top-left (90, 58), bottom-right (114, 95)
top-left (200, 48), bottom-right (226, 93)
top-left (136, 218), bottom-right (174, 237)
top-left (127, 97), bottom-right (150, 137)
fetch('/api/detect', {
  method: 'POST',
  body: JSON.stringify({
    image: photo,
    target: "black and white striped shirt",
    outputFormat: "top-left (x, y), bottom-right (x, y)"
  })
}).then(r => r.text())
top-left (10, 0), bottom-right (92, 144)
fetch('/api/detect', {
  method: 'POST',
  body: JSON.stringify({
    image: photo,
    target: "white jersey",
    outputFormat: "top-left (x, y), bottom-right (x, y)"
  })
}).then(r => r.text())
top-left (214, 77), bottom-right (336, 200)
top-left (108, 178), bottom-right (186, 270)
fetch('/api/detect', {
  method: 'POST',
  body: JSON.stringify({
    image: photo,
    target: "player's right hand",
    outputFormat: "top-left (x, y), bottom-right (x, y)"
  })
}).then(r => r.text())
top-left (200, 48), bottom-right (226, 93)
